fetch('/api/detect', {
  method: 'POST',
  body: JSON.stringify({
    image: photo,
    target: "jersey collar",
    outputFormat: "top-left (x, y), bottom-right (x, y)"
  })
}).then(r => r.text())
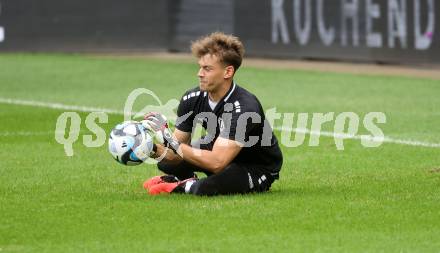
top-left (202, 81), bottom-right (236, 103)
top-left (223, 81), bottom-right (236, 102)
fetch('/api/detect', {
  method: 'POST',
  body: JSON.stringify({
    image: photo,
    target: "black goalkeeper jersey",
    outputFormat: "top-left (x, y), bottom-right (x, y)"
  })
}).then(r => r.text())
top-left (175, 82), bottom-right (283, 178)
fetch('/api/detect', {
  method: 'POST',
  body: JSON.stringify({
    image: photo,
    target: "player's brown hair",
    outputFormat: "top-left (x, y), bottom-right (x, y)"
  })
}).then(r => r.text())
top-left (191, 32), bottom-right (245, 72)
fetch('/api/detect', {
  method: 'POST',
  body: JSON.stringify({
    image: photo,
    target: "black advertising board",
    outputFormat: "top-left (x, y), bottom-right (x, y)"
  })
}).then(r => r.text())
top-left (0, 0), bottom-right (438, 64)
top-left (0, 0), bottom-right (169, 52)
top-left (234, 0), bottom-right (439, 63)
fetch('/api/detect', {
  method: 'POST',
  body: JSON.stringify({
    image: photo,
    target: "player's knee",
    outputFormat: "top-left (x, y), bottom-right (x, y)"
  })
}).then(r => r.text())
top-left (156, 161), bottom-right (171, 174)
top-left (157, 161), bottom-right (196, 180)
top-left (156, 161), bottom-right (182, 177)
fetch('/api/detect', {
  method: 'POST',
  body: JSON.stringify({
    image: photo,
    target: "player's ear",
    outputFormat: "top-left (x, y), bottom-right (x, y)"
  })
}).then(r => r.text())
top-left (224, 65), bottom-right (235, 79)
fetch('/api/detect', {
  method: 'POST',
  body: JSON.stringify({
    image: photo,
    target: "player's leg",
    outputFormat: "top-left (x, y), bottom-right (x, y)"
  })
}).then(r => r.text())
top-left (187, 163), bottom-right (275, 196)
top-left (147, 163), bottom-right (275, 195)
top-left (144, 162), bottom-right (201, 192)
top-left (156, 160), bottom-right (202, 180)
top-left (155, 136), bottom-right (214, 180)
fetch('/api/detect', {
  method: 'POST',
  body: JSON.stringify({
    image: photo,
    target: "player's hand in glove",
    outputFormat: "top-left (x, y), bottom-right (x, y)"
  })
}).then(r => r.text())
top-left (142, 119), bottom-right (166, 146)
top-left (142, 112), bottom-right (182, 156)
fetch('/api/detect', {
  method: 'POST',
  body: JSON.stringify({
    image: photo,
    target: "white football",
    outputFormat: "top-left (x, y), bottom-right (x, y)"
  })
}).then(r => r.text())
top-left (108, 121), bottom-right (154, 166)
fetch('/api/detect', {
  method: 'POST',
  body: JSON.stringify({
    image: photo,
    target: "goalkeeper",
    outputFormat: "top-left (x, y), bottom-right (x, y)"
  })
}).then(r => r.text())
top-left (142, 32), bottom-right (283, 196)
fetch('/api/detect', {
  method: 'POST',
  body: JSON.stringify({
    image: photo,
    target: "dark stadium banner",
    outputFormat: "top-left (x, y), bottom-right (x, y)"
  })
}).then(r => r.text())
top-left (168, 0), bottom-right (234, 52)
top-left (234, 0), bottom-right (440, 63)
top-left (0, 0), bottom-right (439, 64)
top-left (0, 0), bottom-right (169, 51)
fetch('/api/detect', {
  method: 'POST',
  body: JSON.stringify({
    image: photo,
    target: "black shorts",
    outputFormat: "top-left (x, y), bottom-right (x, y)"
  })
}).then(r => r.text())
top-left (158, 161), bottom-right (275, 196)
top-left (156, 138), bottom-right (276, 196)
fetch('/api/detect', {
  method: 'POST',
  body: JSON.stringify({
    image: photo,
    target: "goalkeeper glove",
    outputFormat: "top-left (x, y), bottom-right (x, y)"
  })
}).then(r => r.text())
top-left (142, 112), bottom-right (181, 156)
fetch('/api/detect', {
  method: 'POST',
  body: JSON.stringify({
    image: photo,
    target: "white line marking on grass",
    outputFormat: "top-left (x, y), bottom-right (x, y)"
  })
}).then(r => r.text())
top-left (0, 97), bottom-right (122, 114)
top-left (274, 126), bottom-right (440, 148)
top-left (0, 131), bottom-right (85, 137)
top-left (0, 131), bottom-right (54, 137)
top-left (1, 97), bottom-right (439, 148)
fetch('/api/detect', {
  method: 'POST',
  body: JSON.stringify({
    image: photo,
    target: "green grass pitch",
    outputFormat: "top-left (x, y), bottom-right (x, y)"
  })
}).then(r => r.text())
top-left (0, 53), bottom-right (439, 252)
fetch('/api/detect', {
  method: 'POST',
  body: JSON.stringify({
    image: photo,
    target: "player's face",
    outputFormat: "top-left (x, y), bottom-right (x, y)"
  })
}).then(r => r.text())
top-left (197, 54), bottom-right (228, 92)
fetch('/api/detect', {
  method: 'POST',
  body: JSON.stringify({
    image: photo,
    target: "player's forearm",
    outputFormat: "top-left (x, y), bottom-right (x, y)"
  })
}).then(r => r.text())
top-left (151, 144), bottom-right (183, 165)
top-left (179, 144), bottom-right (224, 173)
